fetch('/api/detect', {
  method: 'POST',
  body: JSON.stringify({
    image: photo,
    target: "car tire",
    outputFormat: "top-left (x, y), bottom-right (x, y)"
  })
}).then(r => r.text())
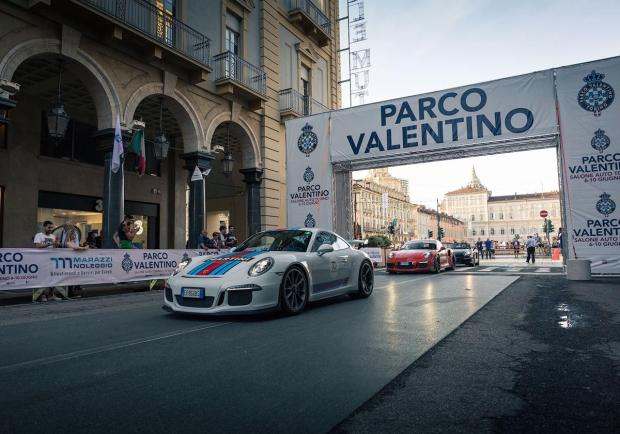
top-left (279, 266), bottom-right (308, 315)
top-left (354, 261), bottom-right (374, 298)
top-left (433, 258), bottom-right (441, 274)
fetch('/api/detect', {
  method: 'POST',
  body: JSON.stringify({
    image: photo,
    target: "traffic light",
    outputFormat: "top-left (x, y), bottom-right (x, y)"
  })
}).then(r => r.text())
top-left (438, 227), bottom-right (445, 240)
top-left (428, 230), bottom-right (433, 238)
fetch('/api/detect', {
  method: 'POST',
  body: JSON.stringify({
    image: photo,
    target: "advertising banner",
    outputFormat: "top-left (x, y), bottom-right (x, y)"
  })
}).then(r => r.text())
top-left (0, 248), bottom-right (230, 291)
top-left (286, 113), bottom-right (334, 230)
top-left (556, 56), bottom-right (620, 273)
top-left (330, 70), bottom-right (558, 163)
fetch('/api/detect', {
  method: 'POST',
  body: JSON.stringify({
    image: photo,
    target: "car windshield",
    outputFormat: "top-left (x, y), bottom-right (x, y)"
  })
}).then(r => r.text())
top-left (451, 243), bottom-right (470, 249)
top-left (234, 230), bottom-right (313, 252)
top-left (402, 241), bottom-right (436, 250)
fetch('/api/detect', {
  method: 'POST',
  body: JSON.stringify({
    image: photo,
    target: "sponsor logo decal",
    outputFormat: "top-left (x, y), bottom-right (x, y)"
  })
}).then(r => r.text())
top-left (304, 214), bottom-right (316, 228)
top-left (591, 129), bottom-right (611, 153)
top-left (188, 250), bottom-right (264, 277)
top-left (596, 192), bottom-right (616, 217)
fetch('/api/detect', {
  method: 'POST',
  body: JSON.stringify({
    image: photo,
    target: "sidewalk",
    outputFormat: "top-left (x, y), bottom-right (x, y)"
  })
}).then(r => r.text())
top-left (332, 276), bottom-right (620, 433)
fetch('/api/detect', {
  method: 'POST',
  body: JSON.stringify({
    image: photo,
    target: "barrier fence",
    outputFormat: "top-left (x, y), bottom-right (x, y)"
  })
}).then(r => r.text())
top-left (0, 248), bottom-right (230, 291)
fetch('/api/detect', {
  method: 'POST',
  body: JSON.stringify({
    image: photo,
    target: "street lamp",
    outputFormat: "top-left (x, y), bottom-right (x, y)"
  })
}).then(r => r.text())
top-left (153, 98), bottom-right (169, 160)
top-left (47, 59), bottom-right (70, 140)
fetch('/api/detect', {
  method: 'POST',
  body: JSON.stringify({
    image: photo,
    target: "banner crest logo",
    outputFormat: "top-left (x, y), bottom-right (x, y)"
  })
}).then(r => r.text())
top-left (298, 123), bottom-right (318, 157)
top-left (303, 167), bottom-right (315, 183)
top-left (578, 70), bottom-right (615, 116)
top-left (121, 253), bottom-right (134, 273)
top-left (590, 128), bottom-right (611, 153)
top-left (596, 192), bottom-right (616, 217)
top-left (304, 213), bottom-right (316, 228)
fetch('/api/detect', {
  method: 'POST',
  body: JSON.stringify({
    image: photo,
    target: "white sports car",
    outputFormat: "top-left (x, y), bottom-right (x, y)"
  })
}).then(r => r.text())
top-left (163, 228), bottom-right (374, 315)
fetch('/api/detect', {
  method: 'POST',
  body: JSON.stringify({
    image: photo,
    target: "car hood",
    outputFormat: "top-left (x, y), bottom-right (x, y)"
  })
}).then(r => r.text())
top-left (452, 248), bottom-right (472, 254)
top-left (181, 249), bottom-right (271, 277)
top-left (391, 250), bottom-right (434, 259)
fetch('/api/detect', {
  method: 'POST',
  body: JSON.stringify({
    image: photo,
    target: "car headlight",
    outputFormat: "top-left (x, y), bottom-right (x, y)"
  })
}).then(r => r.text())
top-left (423, 252), bottom-right (432, 259)
top-left (172, 259), bottom-right (191, 276)
top-left (464, 251), bottom-right (471, 257)
top-left (248, 257), bottom-right (274, 277)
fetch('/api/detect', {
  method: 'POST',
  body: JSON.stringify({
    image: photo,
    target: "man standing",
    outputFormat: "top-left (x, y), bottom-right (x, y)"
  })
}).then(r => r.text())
top-left (525, 235), bottom-right (538, 264)
top-left (32, 221), bottom-right (65, 302)
top-left (485, 238), bottom-right (492, 259)
top-left (476, 238), bottom-right (483, 259)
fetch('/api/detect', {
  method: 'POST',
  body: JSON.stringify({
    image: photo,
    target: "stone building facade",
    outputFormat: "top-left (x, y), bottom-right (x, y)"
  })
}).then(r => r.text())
top-left (442, 167), bottom-right (562, 243)
top-left (0, 0), bottom-right (340, 247)
top-left (352, 169), bottom-right (418, 244)
top-left (415, 206), bottom-right (466, 243)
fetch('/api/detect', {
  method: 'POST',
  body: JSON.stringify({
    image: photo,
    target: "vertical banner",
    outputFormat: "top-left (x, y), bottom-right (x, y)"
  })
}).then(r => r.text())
top-left (556, 56), bottom-right (620, 273)
top-left (286, 113), bottom-right (333, 230)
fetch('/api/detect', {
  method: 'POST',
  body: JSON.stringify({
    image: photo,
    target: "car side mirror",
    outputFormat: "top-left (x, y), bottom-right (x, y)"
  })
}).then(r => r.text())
top-left (317, 244), bottom-right (334, 256)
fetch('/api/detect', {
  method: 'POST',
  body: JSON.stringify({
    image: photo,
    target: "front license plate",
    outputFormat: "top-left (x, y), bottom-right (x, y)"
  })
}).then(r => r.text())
top-left (399, 262), bottom-right (410, 266)
top-left (182, 287), bottom-right (203, 299)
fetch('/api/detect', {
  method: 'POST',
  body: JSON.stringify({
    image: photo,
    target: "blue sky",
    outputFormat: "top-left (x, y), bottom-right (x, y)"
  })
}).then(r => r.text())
top-left (345, 0), bottom-right (620, 208)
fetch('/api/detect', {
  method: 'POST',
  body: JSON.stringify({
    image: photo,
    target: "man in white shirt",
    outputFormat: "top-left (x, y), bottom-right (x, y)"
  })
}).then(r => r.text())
top-left (32, 221), bottom-right (67, 302)
top-left (525, 235), bottom-right (538, 264)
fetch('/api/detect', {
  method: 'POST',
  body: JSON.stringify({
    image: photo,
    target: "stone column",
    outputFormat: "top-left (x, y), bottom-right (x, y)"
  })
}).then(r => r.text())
top-left (240, 168), bottom-right (263, 236)
top-left (182, 152), bottom-right (213, 248)
top-left (95, 129), bottom-right (125, 248)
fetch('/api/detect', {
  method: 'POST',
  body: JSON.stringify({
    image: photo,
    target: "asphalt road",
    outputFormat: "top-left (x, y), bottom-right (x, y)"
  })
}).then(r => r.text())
top-left (0, 272), bottom-right (517, 434)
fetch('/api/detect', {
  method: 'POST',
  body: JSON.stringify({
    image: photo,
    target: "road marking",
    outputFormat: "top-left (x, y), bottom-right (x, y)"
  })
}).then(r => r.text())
top-left (505, 268), bottom-right (523, 272)
top-left (535, 267), bottom-right (551, 273)
top-left (478, 267), bottom-right (497, 272)
top-left (0, 322), bottom-right (232, 373)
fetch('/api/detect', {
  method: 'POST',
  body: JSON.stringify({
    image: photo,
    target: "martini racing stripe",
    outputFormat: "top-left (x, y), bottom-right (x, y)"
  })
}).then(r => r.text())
top-left (188, 250), bottom-right (264, 276)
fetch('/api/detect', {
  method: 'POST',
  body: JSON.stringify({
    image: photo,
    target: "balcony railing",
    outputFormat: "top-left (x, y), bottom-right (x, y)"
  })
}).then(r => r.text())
top-left (213, 52), bottom-right (267, 97)
top-left (279, 89), bottom-right (329, 117)
top-left (76, 0), bottom-right (211, 68)
top-left (289, 0), bottom-right (331, 37)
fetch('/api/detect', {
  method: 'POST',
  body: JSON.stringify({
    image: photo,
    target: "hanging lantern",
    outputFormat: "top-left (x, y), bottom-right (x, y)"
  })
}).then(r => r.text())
top-left (221, 152), bottom-right (234, 176)
top-left (153, 98), bottom-right (169, 160)
top-left (221, 122), bottom-right (235, 176)
top-left (47, 59), bottom-right (70, 139)
top-left (153, 131), bottom-right (169, 161)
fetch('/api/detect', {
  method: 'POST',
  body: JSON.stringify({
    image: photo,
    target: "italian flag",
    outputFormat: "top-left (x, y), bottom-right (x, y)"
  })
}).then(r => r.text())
top-left (130, 129), bottom-right (146, 176)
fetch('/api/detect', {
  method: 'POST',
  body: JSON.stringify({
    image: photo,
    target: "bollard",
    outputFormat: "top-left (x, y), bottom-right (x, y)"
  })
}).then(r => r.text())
top-left (566, 259), bottom-right (591, 281)
top-left (552, 247), bottom-right (561, 261)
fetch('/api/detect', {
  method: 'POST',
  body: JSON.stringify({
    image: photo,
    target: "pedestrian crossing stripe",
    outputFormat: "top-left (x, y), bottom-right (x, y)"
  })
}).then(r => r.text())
top-left (479, 267), bottom-right (497, 272)
top-left (535, 268), bottom-right (551, 272)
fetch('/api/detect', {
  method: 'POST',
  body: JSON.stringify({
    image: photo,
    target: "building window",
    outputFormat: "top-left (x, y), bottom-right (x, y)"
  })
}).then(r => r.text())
top-left (156, 0), bottom-right (176, 45)
top-left (490, 228), bottom-right (495, 235)
top-left (0, 119), bottom-right (7, 148)
top-left (0, 185), bottom-right (3, 247)
top-left (471, 214), bottom-right (475, 221)
top-left (490, 213), bottom-right (494, 220)
top-left (472, 229), bottom-right (476, 236)
top-left (481, 229), bottom-right (485, 235)
top-left (499, 213), bottom-right (504, 220)
top-left (510, 228), bottom-right (515, 234)
top-left (500, 228), bottom-right (505, 235)
top-left (226, 13), bottom-right (241, 55)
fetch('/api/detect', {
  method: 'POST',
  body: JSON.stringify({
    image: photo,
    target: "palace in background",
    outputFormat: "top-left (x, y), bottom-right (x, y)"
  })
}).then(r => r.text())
top-left (442, 167), bottom-right (562, 243)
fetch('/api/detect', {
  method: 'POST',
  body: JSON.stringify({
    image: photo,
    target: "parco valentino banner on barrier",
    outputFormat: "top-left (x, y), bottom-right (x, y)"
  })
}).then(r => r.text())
top-left (556, 56), bottom-right (620, 273)
top-left (285, 113), bottom-right (334, 230)
top-left (330, 70), bottom-right (558, 163)
top-left (0, 249), bottom-right (230, 291)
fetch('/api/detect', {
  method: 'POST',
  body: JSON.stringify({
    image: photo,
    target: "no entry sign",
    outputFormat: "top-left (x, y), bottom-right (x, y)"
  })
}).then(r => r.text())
top-left (540, 210), bottom-right (548, 218)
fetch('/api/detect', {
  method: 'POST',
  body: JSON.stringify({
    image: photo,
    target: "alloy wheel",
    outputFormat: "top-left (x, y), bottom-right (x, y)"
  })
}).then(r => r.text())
top-left (282, 267), bottom-right (307, 313)
top-left (359, 262), bottom-right (374, 296)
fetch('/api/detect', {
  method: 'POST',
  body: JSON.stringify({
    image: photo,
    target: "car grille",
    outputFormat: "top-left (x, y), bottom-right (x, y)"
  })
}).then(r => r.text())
top-left (397, 262), bottom-right (413, 269)
top-left (165, 287), bottom-right (173, 302)
top-left (175, 295), bottom-right (215, 308)
top-left (228, 290), bottom-right (252, 306)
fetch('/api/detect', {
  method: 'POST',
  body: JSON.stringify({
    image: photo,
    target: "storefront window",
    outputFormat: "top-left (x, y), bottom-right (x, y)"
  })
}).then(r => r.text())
top-left (40, 113), bottom-right (102, 166)
top-left (0, 185), bottom-right (4, 246)
top-left (0, 121), bottom-right (7, 148)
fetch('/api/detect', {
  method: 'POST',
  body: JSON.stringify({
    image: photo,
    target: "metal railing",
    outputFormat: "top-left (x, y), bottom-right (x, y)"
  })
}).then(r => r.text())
top-left (289, 0), bottom-right (331, 37)
top-left (76, 0), bottom-right (211, 67)
top-left (213, 52), bottom-right (267, 97)
top-left (279, 89), bottom-right (329, 116)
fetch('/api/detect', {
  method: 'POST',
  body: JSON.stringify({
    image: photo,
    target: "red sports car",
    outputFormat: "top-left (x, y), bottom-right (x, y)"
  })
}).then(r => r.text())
top-left (386, 240), bottom-right (455, 273)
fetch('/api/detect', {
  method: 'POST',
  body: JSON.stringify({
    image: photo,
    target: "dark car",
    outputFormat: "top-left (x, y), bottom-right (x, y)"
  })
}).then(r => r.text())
top-left (446, 242), bottom-right (480, 266)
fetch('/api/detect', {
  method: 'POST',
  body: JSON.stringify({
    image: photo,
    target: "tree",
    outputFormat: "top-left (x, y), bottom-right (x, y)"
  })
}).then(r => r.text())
top-left (366, 235), bottom-right (392, 248)
top-left (542, 219), bottom-right (555, 235)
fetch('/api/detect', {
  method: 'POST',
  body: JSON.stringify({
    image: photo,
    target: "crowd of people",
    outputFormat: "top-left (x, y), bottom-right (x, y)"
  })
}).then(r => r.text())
top-left (30, 216), bottom-right (238, 302)
top-left (473, 228), bottom-right (563, 264)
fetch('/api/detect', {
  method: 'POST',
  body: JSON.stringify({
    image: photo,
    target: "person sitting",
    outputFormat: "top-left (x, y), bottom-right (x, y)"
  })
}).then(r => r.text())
top-left (198, 230), bottom-right (216, 250)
